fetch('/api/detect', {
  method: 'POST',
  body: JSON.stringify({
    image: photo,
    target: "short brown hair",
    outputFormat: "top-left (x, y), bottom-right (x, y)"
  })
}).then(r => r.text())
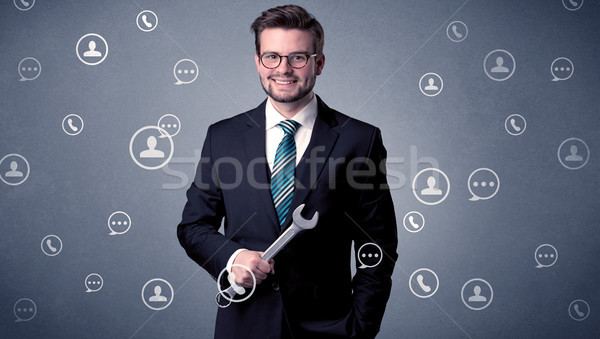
top-left (251, 5), bottom-right (324, 56)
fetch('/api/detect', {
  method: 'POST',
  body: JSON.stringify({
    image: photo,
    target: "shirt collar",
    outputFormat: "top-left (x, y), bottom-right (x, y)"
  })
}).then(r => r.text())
top-left (265, 94), bottom-right (318, 131)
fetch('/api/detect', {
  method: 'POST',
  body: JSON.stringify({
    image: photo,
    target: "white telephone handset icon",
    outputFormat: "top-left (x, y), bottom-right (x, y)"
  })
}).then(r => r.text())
top-left (569, 0), bottom-right (579, 7)
top-left (227, 272), bottom-right (246, 295)
top-left (46, 239), bottom-right (58, 253)
top-left (67, 118), bottom-right (78, 132)
top-left (416, 274), bottom-right (431, 293)
top-left (142, 14), bottom-right (153, 28)
top-left (451, 25), bottom-right (463, 38)
top-left (574, 304), bottom-right (585, 317)
top-left (510, 118), bottom-right (521, 132)
top-left (408, 216), bottom-right (420, 229)
top-left (20, 0), bottom-right (30, 7)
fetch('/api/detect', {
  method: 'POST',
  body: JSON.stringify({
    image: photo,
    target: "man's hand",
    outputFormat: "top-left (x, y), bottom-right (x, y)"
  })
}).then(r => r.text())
top-left (231, 250), bottom-right (275, 287)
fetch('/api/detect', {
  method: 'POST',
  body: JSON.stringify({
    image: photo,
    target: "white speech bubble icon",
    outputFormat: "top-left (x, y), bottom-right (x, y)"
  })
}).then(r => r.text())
top-left (14, 298), bottom-right (37, 322)
top-left (107, 211), bottom-right (131, 235)
top-left (535, 244), bottom-right (558, 268)
top-left (551, 57), bottom-right (574, 82)
top-left (85, 273), bottom-right (104, 292)
top-left (173, 59), bottom-right (199, 85)
top-left (468, 168), bottom-right (499, 201)
top-left (18, 57), bottom-right (41, 81)
top-left (157, 114), bottom-right (181, 138)
top-left (357, 242), bottom-right (383, 269)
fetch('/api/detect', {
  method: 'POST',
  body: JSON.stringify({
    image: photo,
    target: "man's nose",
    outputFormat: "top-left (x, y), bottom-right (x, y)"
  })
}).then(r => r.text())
top-left (276, 56), bottom-right (294, 73)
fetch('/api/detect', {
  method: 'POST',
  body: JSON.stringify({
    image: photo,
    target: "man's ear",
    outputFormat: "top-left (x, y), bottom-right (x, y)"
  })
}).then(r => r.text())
top-left (315, 53), bottom-right (325, 76)
top-left (255, 53), bottom-right (261, 73)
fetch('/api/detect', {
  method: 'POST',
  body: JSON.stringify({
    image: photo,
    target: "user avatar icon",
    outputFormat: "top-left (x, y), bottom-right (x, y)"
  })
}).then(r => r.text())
top-left (420, 176), bottom-right (442, 196)
top-left (461, 278), bottom-right (493, 311)
top-left (557, 138), bottom-right (589, 170)
top-left (76, 33), bottom-right (108, 66)
top-left (142, 278), bottom-right (174, 310)
top-left (424, 78), bottom-right (438, 91)
top-left (565, 145), bottom-right (583, 162)
top-left (140, 136), bottom-right (165, 158)
top-left (130, 125), bottom-right (174, 170)
top-left (412, 168), bottom-right (450, 205)
top-left (484, 49), bottom-right (515, 81)
top-left (490, 56), bottom-right (509, 73)
top-left (419, 72), bottom-right (443, 97)
top-left (468, 285), bottom-right (487, 302)
top-left (1, 153), bottom-right (30, 186)
top-left (5, 161), bottom-right (23, 177)
top-left (83, 40), bottom-right (102, 57)
top-left (149, 285), bottom-right (168, 302)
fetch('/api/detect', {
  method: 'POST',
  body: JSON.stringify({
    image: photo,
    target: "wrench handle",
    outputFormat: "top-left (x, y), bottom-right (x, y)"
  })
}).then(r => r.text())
top-left (217, 225), bottom-right (300, 305)
top-left (261, 226), bottom-right (298, 261)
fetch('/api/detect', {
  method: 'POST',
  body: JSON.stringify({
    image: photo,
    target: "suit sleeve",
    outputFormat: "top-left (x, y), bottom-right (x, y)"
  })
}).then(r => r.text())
top-left (177, 125), bottom-right (243, 279)
top-left (347, 128), bottom-right (398, 338)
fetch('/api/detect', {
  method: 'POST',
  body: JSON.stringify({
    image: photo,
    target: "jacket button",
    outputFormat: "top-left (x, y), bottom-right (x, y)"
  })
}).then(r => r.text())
top-left (272, 282), bottom-right (280, 291)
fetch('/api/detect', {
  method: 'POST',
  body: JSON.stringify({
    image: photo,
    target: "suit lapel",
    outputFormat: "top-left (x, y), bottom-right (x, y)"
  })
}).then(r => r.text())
top-left (286, 96), bottom-right (340, 227)
top-left (242, 100), bottom-right (281, 230)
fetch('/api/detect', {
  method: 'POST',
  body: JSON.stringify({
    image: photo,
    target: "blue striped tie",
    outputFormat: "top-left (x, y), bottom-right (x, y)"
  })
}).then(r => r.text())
top-left (271, 119), bottom-right (300, 227)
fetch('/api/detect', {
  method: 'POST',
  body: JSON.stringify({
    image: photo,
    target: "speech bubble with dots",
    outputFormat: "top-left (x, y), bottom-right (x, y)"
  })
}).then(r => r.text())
top-left (107, 211), bottom-right (131, 235)
top-left (173, 59), bottom-right (199, 85)
top-left (535, 244), bottom-right (558, 268)
top-left (357, 242), bottom-right (383, 269)
top-left (468, 168), bottom-right (499, 201)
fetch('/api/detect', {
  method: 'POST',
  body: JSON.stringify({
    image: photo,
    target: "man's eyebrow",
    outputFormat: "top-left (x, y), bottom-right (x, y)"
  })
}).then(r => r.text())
top-left (261, 50), bottom-right (312, 55)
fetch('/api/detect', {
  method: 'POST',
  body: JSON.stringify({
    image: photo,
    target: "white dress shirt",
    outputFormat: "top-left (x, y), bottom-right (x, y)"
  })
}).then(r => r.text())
top-left (226, 94), bottom-right (318, 273)
top-left (265, 94), bottom-right (318, 171)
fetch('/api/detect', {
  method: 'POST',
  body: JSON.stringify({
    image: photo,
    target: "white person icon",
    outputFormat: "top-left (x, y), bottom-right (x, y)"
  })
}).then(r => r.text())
top-left (140, 136), bottom-right (165, 158)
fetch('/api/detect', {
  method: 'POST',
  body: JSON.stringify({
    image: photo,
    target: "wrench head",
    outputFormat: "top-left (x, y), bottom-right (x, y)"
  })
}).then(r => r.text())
top-left (292, 204), bottom-right (319, 230)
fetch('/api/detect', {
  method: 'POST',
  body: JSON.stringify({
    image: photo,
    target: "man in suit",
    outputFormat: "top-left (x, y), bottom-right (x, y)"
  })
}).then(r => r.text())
top-left (178, 5), bottom-right (398, 338)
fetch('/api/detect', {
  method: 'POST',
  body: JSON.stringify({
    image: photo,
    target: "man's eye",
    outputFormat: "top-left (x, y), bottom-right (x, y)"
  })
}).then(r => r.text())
top-left (290, 55), bottom-right (305, 61)
top-left (263, 54), bottom-right (277, 60)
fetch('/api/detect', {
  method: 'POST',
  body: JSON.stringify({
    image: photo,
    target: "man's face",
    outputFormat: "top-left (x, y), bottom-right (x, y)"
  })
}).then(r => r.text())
top-left (255, 28), bottom-right (324, 104)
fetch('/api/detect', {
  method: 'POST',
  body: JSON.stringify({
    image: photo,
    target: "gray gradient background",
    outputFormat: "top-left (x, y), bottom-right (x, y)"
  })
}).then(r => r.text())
top-left (1, 0), bottom-right (599, 338)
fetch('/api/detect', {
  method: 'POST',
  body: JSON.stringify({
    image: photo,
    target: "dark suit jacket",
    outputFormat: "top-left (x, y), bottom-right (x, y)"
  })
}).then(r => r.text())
top-left (178, 96), bottom-right (398, 339)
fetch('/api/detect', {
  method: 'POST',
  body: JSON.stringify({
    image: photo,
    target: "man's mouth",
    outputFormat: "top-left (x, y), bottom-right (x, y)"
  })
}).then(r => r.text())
top-left (272, 79), bottom-right (297, 85)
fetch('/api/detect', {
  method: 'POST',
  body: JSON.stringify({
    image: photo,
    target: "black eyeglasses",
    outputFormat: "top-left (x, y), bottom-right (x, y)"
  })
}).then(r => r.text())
top-left (260, 53), bottom-right (318, 69)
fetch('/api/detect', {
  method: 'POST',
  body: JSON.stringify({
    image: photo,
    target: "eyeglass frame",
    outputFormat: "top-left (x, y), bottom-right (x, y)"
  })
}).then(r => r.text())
top-left (259, 52), bottom-right (319, 69)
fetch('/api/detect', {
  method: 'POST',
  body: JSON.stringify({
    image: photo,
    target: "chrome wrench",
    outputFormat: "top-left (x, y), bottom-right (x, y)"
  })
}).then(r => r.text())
top-left (216, 204), bottom-right (319, 306)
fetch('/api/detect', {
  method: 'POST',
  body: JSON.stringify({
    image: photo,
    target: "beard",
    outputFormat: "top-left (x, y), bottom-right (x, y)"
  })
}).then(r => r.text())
top-left (259, 73), bottom-right (316, 103)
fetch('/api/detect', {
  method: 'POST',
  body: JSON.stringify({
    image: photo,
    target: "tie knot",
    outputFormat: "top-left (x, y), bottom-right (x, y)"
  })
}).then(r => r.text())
top-left (278, 119), bottom-right (300, 135)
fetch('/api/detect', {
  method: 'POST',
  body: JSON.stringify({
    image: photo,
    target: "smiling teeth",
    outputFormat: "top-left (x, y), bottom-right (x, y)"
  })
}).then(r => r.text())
top-left (275, 80), bottom-right (294, 84)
